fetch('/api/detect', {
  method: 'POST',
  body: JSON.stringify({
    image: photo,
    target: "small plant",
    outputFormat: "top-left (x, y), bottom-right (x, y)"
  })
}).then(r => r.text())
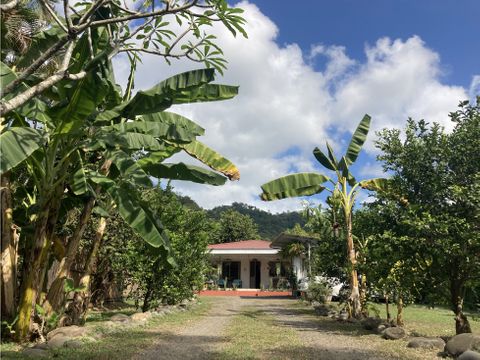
top-left (306, 281), bottom-right (332, 304)
top-left (1, 315), bottom-right (18, 339)
top-left (35, 304), bottom-right (59, 341)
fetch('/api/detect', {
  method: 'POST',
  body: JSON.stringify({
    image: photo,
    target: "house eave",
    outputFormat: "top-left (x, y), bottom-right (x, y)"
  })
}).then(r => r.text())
top-left (209, 249), bottom-right (279, 255)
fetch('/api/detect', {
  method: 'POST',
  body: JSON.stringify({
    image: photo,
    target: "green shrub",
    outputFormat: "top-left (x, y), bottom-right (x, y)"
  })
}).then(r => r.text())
top-left (306, 281), bottom-right (332, 304)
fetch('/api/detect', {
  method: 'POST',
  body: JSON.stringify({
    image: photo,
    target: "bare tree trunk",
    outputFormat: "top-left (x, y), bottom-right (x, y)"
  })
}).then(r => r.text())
top-left (451, 280), bottom-right (472, 334)
top-left (15, 186), bottom-right (62, 340)
top-left (44, 196), bottom-right (96, 314)
top-left (345, 212), bottom-right (361, 318)
top-left (360, 273), bottom-right (368, 316)
top-left (385, 294), bottom-right (391, 322)
top-left (396, 295), bottom-right (404, 326)
top-left (64, 217), bottom-right (107, 326)
top-left (45, 160), bottom-right (111, 315)
top-left (1, 172), bottom-right (18, 320)
top-left (142, 281), bottom-right (154, 313)
top-left (15, 208), bottom-right (50, 340)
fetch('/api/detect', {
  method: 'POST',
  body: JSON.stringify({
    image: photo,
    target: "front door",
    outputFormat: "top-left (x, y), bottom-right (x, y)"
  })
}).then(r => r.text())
top-left (249, 260), bottom-right (261, 288)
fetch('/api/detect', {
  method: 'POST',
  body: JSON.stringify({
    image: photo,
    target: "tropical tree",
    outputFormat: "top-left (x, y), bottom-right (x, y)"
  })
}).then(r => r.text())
top-left (0, 0), bottom-right (247, 115)
top-left (260, 115), bottom-right (385, 318)
top-left (1, 65), bottom-right (241, 339)
top-left (95, 185), bottom-right (213, 312)
top-left (211, 209), bottom-right (260, 243)
top-left (374, 100), bottom-right (480, 333)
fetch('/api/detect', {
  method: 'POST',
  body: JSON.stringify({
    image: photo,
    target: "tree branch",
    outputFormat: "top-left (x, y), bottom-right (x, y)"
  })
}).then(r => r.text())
top-left (0, 0), bottom-right (19, 11)
top-left (40, 0), bottom-right (68, 33)
top-left (64, 0), bottom-right (73, 32)
top-left (82, 0), bottom-right (198, 29)
top-left (1, 37), bottom-right (70, 97)
top-left (0, 42), bottom-right (87, 116)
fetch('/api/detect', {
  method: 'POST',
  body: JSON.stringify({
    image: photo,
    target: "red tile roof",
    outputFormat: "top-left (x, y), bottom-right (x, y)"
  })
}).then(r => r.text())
top-left (208, 240), bottom-right (273, 250)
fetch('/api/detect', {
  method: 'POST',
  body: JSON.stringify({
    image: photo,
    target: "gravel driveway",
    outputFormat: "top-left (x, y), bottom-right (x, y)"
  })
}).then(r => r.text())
top-left (132, 296), bottom-right (439, 360)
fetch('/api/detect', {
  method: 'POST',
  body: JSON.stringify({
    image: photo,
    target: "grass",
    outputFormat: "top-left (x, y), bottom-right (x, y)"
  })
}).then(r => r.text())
top-left (0, 298), bottom-right (212, 360)
top-left (368, 302), bottom-right (480, 337)
top-left (217, 306), bottom-right (304, 360)
top-left (219, 300), bottom-right (480, 360)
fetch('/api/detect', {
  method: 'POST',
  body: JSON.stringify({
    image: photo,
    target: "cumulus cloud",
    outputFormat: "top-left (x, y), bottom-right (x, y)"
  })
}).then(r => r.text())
top-left (113, 1), bottom-right (470, 213)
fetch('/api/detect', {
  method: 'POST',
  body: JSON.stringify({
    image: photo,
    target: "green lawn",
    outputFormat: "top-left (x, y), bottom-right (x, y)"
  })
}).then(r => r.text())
top-left (369, 302), bottom-right (480, 337)
top-left (0, 299), bottom-right (212, 360)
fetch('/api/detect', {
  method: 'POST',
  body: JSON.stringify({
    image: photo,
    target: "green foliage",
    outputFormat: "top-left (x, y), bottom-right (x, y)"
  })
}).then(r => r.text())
top-left (95, 186), bottom-right (213, 308)
top-left (208, 202), bottom-right (305, 239)
top-left (306, 281), bottom-right (332, 304)
top-left (211, 209), bottom-right (260, 243)
top-left (369, 100), bottom-right (480, 326)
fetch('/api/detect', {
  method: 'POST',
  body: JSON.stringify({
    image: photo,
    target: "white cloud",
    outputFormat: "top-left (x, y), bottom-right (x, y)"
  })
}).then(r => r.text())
top-left (112, 2), bottom-right (470, 213)
top-left (470, 75), bottom-right (480, 102)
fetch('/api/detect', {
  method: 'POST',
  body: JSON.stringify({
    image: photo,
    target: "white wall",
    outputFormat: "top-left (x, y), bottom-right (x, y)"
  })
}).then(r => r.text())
top-left (211, 254), bottom-right (286, 289)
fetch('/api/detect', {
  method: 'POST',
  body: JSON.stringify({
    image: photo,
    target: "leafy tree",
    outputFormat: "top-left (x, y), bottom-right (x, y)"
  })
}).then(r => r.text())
top-left (260, 115), bottom-right (386, 318)
top-left (208, 202), bottom-right (305, 239)
top-left (374, 99), bottom-right (480, 333)
top-left (0, 0), bottom-right (247, 115)
top-left (212, 209), bottom-right (260, 243)
top-left (92, 186), bottom-right (212, 311)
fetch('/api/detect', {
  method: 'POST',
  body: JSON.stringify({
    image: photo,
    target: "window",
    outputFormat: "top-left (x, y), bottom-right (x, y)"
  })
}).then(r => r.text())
top-left (221, 261), bottom-right (241, 281)
top-left (268, 262), bottom-right (288, 277)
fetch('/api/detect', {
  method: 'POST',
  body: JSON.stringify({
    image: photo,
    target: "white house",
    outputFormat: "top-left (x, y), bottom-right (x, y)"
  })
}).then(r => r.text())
top-left (207, 235), bottom-right (317, 289)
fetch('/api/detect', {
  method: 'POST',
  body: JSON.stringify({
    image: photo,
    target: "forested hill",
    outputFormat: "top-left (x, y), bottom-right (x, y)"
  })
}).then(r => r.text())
top-left (207, 202), bottom-right (305, 240)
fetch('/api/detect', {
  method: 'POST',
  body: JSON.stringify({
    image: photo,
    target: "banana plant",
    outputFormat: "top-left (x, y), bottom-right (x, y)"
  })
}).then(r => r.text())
top-left (1, 28), bottom-right (240, 337)
top-left (260, 115), bottom-right (387, 318)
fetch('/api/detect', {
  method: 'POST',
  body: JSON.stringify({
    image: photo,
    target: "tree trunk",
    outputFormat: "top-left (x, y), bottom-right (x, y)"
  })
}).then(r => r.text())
top-left (451, 280), bottom-right (472, 334)
top-left (345, 211), bottom-right (361, 318)
top-left (396, 295), bottom-right (404, 326)
top-left (142, 282), bottom-right (154, 313)
top-left (45, 160), bottom-right (111, 315)
top-left (15, 185), bottom-right (63, 341)
top-left (44, 196), bottom-right (96, 314)
top-left (64, 217), bottom-right (107, 326)
top-left (15, 208), bottom-right (50, 340)
top-left (360, 273), bottom-right (368, 316)
top-left (1, 172), bottom-right (18, 321)
top-left (385, 294), bottom-right (391, 322)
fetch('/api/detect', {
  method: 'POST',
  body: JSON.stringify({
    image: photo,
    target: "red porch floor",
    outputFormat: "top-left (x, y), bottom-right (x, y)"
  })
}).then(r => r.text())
top-left (198, 289), bottom-right (292, 297)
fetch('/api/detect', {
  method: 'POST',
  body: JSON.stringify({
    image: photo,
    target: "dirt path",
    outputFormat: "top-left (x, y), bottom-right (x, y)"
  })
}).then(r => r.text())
top-left (133, 296), bottom-right (438, 360)
top-left (132, 297), bottom-right (242, 360)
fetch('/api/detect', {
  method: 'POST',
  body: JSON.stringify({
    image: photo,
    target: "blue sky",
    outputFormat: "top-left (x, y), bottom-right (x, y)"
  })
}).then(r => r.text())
top-left (117, 1), bottom-right (479, 213)
top-left (252, 0), bottom-right (479, 89)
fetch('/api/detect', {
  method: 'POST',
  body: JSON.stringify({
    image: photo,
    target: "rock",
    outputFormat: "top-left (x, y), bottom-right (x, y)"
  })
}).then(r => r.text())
top-left (362, 317), bottom-right (383, 330)
top-left (336, 313), bottom-right (348, 321)
top-left (459, 350), bottom-right (480, 360)
top-left (179, 299), bottom-right (189, 308)
top-left (46, 325), bottom-right (88, 341)
top-left (64, 339), bottom-right (83, 349)
top-left (377, 324), bottom-right (387, 334)
top-left (110, 313), bottom-right (131, 323)
top-left (314, 304), bottom-right (332, 316)
top-left (47, 335), bottom-right (71, 349)
top-left (383, 327), bottom-right (406, 340)
top-left (130, 312), bottom-right (152, 322)
top-left (22, 348), bottom-right (49, 358)
top-left (445, 333), bottom-right (480, 357)
top-left (407, 337), bottom-right (445, 350)
top-left (32, 343), bottom-right (49, 350)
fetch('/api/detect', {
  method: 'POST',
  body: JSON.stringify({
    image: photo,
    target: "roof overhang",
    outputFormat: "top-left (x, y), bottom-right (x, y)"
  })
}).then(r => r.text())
top-left (271, 233), bottom-right (319, 248)
top-left (209, 249), bottom-right (279, 255)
